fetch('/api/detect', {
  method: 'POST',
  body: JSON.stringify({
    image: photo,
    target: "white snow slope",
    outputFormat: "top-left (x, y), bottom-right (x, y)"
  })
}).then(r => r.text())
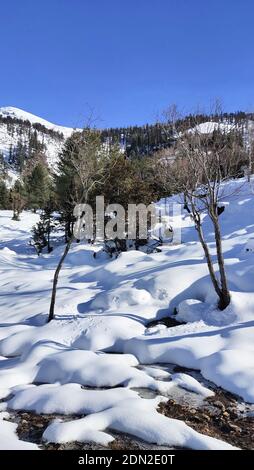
top-left (0, 106), bottom-right (76, 139)
top-left (1, 177), bottom-right (254, 448)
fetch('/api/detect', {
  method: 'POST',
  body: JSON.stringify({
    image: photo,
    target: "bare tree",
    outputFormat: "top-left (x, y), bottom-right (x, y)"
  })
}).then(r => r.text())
top-left (160, 105), bottom-right (247, 310)
top-left (48, 129), bottom-right (120, 322)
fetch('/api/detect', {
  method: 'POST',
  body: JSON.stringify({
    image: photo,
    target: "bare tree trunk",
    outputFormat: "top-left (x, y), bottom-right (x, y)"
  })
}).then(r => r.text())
top-left (194, 220), bottom-right (222, 299)
top-left (195, 212), bottom-right (230, 311)
top-left (48, 236), bottom-right (74, 323)
top-left (47, 222), bottom-right (51, 253)
top-left (247, 122), bottom-right (252, 182)
top-left (64, 218), bottom-right (72, 243)
top-left (212, 214), bottom-right (230, 310)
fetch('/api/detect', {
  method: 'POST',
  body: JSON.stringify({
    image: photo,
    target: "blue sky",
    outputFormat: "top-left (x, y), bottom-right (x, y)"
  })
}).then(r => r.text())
top-left (0, 0), bottom-right (253, 128)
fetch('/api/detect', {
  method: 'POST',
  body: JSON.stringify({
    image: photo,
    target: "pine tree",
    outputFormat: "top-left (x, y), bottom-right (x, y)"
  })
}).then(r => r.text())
top-left (8, 144), bottom-right (14, 164)
top-left (10, 180), bottom-right (27, 221)
top-left (0, 153), bottom-right (8, 180)
top-left (55, 129), bottom-right (110, 241)
top-left (0, 180), bottom-right (9, 209)
top-left (15, 141), bottom-right (27, 171)
top-left (32, 199), bottom-right (55, 255)
top-left (25, 163), bottom-right (50, 212)
top-left (32, 220), bottom-right (48, 254)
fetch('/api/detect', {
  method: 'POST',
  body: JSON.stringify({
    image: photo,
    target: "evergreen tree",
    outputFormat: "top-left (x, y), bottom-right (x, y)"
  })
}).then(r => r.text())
top-left (55, 129), bottom-right (115, 241)
top-left (15, 141), bottom-right (27, 171)
top-left (32, 199), bottom-right (56, 254)
top-left (25, 163), bottom-right (50, 211)
top-left (99, 154), bottom-right (163, 247)
top-left (32, 220), bottom-right (48, 255)
top-left (0, 181), bottom-right (9, 209)
top-left (0, 153), bottom-right (8, 180)
top-left (28, 130), bottom-right (45, 157)
top-left (10, 180), bottom-right (27, 221)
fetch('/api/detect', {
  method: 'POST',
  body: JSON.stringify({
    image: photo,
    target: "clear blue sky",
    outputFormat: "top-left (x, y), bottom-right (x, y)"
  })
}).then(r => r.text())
top-left (0, 0), bottom-right (253, 128)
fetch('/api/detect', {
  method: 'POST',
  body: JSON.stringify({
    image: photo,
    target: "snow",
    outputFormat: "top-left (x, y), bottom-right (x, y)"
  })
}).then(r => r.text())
top-left (7, 370), bottom-right (213, 415)
top-left (169, 373), bottom-right (214, 398)
top-left (0, 412), bottom-right (39, 450)
top-left (190, 121), bottom-right (235, 135)
top-left (0, 119), bottom-right (63, 174)
top-left (0, 106), bottom-right (78, 139)
top-left (1, 340), bottom-right (209, 397)
top-left (201, 349), bottom-right (254, 403)
top-left (125, 316), bottom-right (254, 403)
top-left (0, 106), bottom-right (82, 180)
top-left (1, 176), bottom-right (254, 449)
top-left (8, 384), bottom-right (138, 415)
top-left (42, 395), bottom-right (236, 450)
top-left (176, 299), bottom-right (209, 323)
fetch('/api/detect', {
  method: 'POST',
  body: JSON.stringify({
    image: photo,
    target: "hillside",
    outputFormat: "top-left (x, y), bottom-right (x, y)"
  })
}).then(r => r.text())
top-left (1, 107), bottom-right (254, 188)
top-left (0, 107), bottom-right (75, 138)
top-left (0, 107), bottom-right (79, 184)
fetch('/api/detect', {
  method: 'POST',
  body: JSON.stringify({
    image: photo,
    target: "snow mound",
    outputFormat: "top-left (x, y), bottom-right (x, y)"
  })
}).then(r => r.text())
top-left (171, 373), bottom-right (214, 398)
top-left (125, 321), bottom-right (254, 402)
top-left (8, 384), bottom-right (137, 415)
top-left (43, 396), bottom-right (237, 450)
top-left (176, 299), bottom-right (208, 323)
top-left (0, 315), bottom-right (144, 356)
top-left (201, 349), bottom-right (254, 403)
top-left (0, 341), bottom-right (173, 395)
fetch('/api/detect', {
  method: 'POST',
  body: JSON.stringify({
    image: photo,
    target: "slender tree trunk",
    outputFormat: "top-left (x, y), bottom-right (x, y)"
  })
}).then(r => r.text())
top-left (47, 220), bottom-right (51, 253)
top-left (195, 221), bottom-right (222, 299)
top-left (212, 214), bottom-right (230, 310)
top-left (47, 227), bottom-right (51, 253)
top-left (195, 212), bottom-right (230, 311)
top-left (64, 219), bottom-right (71, 243)
top-left (48, 236), bottom-right (74, 323)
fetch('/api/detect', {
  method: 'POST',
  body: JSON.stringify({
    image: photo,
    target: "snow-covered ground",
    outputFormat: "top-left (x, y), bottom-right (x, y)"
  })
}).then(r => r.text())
top-left (1, 177), bottom-right (254, 449)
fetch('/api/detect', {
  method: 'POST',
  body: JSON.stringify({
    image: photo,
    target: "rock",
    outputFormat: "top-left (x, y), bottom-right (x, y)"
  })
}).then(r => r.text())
top-left (229, 410), bottom-right (239, 419)
top-left (202, 414), bottom-right (211, 422)
top-left (228, 423), bottom-right (242, 433)
top-left (213, 400), bottom-right (226, 412)
top-left (36, 423), bottom-right (44, 429)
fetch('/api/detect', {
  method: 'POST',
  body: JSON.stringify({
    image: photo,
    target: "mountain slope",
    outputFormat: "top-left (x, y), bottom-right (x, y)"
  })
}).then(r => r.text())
top-left (0, 107), bottom-right (81, 183)
top-left (1, 106), bottom-right (254, 187)
top-left (0, 107), bottom-right (76, 139)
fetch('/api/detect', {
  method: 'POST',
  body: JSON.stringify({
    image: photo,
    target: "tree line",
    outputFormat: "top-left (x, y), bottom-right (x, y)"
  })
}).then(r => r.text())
top-left (101, 110), bottom-right (253, 158)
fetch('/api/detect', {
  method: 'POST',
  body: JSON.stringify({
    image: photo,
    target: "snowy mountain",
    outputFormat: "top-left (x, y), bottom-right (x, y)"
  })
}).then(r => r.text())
top-left (0, 107), bottom-right (75, 139)
top-left (0, 107), bottom-right (81, 184)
